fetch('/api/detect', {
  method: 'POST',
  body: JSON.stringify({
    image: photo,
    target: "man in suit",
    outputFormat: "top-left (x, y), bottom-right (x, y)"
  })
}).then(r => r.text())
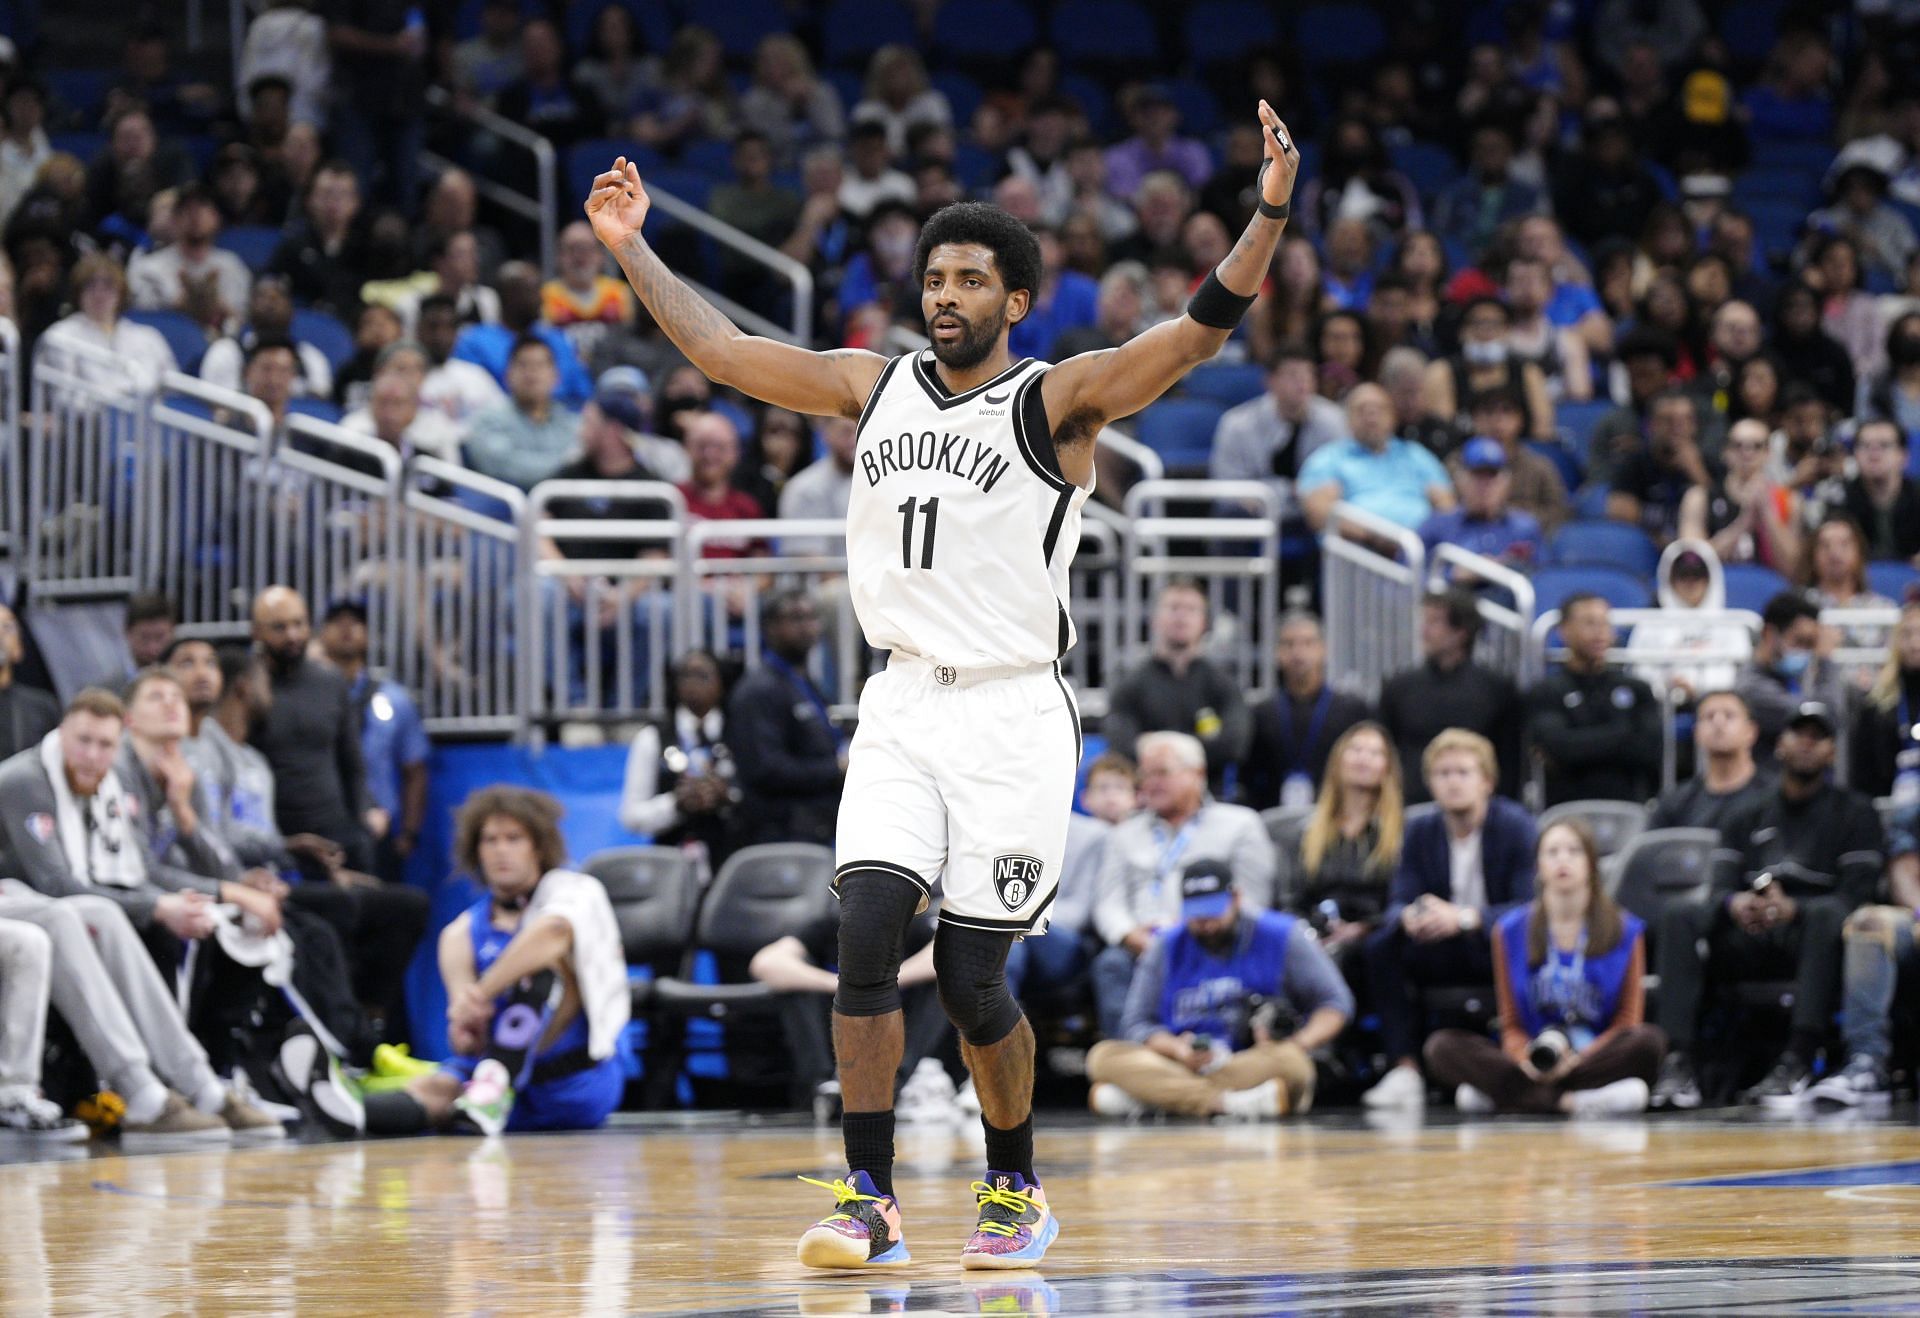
top-left (1360, 728), bottom-right (1537, 1108)
top-left (727, 590), bottom-right (845, 848)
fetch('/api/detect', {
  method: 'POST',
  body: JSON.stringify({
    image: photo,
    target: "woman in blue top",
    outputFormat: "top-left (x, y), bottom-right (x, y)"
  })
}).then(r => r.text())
top-left (1424, 819), bottom-right (1666, 1116)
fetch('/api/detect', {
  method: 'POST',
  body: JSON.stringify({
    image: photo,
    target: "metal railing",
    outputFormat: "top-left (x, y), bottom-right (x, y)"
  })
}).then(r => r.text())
top-left (25, 336), bottom-right (157, 601)
top-left (1066, 517), bottom-right (1123, 710)
top-left (396, 458), bottom-right (529, 737)
top-left (275, 414), bottom-right (404, 665)
top-left (423, 87), bottom-right (558, 278)
top-left (1322, 502), bottom-right (1425, 701)
top-left (145, 374), bottom-right (275, 635)
top-left (0, 319), bottom-right (19, 562)
top-left (1426, 544), bottom-right (1537, 686)
top-left (1122, 479), bottom-right (1282, 696)
top-left (643, 189), bottom-right (816, 345)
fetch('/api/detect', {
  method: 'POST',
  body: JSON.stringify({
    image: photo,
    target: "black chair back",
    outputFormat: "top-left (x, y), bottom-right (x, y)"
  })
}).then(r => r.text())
top-left (581, 846), bottom-right (700, 967)
top-left (694, 843), bottom-right (837, 959)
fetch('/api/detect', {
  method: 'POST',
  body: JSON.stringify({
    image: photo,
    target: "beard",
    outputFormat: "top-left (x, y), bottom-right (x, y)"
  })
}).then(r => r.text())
top-left (927, 304), bottom-right (1007, 370)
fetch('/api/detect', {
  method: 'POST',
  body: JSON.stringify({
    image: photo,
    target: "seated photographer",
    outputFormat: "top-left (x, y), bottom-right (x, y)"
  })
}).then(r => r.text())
top-left (1282, 723), bottom-right (1403, 993)
top-left (1085, 861), bottom-right (1351, 1121)
top-left (1361, 729), bottom-right (1537, 1109)
top-left (618, 649), bottom-right (738, 872)
top-left (1653, 702), bottom-right (1885, 1110)
top-left (294, 787), bottom-right (630, 1136)
top-left (1425, 820), bottom-right (1665, 1116)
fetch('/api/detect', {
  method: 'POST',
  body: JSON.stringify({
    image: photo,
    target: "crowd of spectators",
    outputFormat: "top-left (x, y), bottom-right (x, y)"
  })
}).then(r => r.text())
top-left (3, 2), bottom-right (1920, 1133)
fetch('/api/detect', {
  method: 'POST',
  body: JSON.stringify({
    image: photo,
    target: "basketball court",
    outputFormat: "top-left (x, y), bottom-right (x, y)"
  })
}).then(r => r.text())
top-left (7, 1109), bottom-right (1919, 1312)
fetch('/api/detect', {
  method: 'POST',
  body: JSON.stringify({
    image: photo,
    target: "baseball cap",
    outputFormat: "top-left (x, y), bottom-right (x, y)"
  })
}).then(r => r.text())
top-left (323, 597), bottom-right (369, 625)
top-left (1460, 436), bottom-right (1507, 471)
top-left (1180, 859), bottom-right (1236, 921)
top-left (1787, 701), bottom-right (1837, 737)
top-left (594, 366), bottom-right (651, 433)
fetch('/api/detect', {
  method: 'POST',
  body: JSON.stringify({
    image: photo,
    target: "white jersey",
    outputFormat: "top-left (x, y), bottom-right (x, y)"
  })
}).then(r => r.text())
top-left (846, 351), bottom-right (1093, 670)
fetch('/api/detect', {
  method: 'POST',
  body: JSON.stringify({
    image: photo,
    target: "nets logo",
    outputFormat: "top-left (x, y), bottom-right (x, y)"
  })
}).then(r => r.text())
top-left (993, 854), bottom-right (1043, 911)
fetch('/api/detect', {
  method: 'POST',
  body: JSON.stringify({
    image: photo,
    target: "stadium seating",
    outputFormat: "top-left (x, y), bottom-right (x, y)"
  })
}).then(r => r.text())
top-left (1608, 828), bottom-right (1718, 922)
top-left (1182, 362), bottom-right (1266, 407)
top-left (289, 308), bottom-right (355, 374)
top-left (1547, 520), bottom-right (1660, 577)
top-left (562, 0), bottom-right (677, 57)
top-left (1528, 565), bottom-right (1653, 616)
top-left (1538, 799), bottom-right (1649, 860)
top-left (650, 843), bottom-right (836, 1022)
top-left (1295, 3), bottom-right (1388, 65)
top-left (217, 226), bottom-right (283, 275)
top-left (1183, 0), bottom-right (1279, 67)
top-left (1133, 397), bottom-right (1227, 471)
top-left (1867, 561), bottom-right (1920, 603)
top-left (820, 0), bottom-right (918, 65)
top-left (124, 309), bottom-right (208, 374)
top-left (1719, 562), bottom-right (1790, 613)
top-left (1049, 0), bottom-right (1158, 67)
top-left (931, 0), bottom-right (1039, 62)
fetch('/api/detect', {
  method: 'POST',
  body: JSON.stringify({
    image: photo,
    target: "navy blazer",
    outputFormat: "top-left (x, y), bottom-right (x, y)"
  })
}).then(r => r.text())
top-left (1386, 798), bottom-right (1537, 925)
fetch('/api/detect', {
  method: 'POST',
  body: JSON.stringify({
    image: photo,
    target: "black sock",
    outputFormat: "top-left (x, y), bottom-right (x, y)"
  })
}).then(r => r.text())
top-left (982, 1114), bottom-right (1035, 1184)
top-left (842, 1109), bottom-right (896, 1199)
top-left (363, 1091), bottom-right (430, 1136)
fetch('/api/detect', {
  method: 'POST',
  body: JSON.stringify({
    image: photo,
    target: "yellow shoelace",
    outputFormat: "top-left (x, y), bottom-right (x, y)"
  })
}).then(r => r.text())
top-left (798, 1175), bottom-right (883, 1226)
top-left (970, 1180), bottom-right (1038, 1237)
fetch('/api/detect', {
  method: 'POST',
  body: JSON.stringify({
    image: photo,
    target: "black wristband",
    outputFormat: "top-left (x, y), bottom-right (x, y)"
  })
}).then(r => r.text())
top-left (1187, 268), bottom-right (1257, 330)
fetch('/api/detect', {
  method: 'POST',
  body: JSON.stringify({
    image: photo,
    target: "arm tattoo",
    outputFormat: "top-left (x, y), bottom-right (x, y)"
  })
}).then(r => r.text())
top-left (1215, 214), bottom-right (1285, 298)
top-left (613, 234), bottom-right (738, 367)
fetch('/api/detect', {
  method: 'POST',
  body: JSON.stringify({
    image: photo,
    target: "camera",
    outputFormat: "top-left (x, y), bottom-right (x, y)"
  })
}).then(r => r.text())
top-left (1527, 1029), bottom-right (1571, 1073)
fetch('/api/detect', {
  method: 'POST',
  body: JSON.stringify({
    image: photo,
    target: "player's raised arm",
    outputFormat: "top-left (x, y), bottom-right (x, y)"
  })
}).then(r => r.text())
top-left (1043, 101), bottom-right (1300, 429)
top-left (585, 157), bottom-right (886, 418)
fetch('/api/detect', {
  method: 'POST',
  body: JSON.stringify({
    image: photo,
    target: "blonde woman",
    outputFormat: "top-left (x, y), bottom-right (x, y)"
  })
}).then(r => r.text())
top-left (1424, 820), bottom-right (1663, 1115)
top-left (1289, 722), bottom-right (1404, 963)
top-left (851, 45), bottom-right (951, 157)
top-left (739, 34), bottom-right (846, 168)
top-left (1851, 595), bottom-right (1920, 798)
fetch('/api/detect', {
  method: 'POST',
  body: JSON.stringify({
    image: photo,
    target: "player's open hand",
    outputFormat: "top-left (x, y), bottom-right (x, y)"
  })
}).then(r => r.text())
top-left (585, 157), bottom-right (651, 250)
top-left (1257, 100), bottom-right (1301, 209)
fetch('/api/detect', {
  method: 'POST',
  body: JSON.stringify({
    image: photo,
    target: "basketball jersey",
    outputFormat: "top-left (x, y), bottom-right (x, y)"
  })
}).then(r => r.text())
top-left (846, 351), bottom-right (1093, 669)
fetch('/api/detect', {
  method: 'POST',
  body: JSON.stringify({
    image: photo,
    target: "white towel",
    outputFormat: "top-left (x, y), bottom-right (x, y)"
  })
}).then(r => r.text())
top-left (38, 731), bottom-right (143, 888)
top-left (526, 869), bottom-right (631, 1061)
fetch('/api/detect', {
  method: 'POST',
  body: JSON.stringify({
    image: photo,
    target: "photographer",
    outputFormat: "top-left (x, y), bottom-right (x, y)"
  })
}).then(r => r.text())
top-left (1425, 820), bottom-right (1665, 1116)
top-left (618, 650), bottom-right (738, 868)
top-left (1653, 702), bottom-right (1885, 1109)
top-left (1085, 861), bottom-right (1351, 1121)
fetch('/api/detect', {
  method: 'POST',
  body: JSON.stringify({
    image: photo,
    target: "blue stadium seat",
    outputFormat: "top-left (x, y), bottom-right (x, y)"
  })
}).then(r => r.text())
top-left (566, 141), bottom-right (664, 209)
top-left (637, 167), bottom-right (713, 214)
top-left (48, 130), bottom-right (105, 162)
top-left (1524, 437), bottom-right (1583, 492)
top-left (699, 0), bottom-right (789, 58)
top-left (1184, 0), bottom-right (1278, 67)
top-left (563, 0), bottom-right (675, 60)
top-left (931, 0), bottom-right (1038, 61)
top-left (1748, 139), bottom-right (1834, 175)
top-left (1134, 397), bottom-right (1227, 471)
top-left (1733, 166), bottom-right (1823, 212)
top-left (217, 225), bottom-right (283, 275)
top-left (1547, 520), bottom-right (1659, 577)
top-left (681, 139), bottom-right (735, 181)
top-left (124, 309), bottom-right (208, 374)
top-left (1183, 362), bottom-right (1266, 406)
top-left (1719, 0), bottom-right (1786, 66)
top-left (1050, 0), bottom-right (1158, 65)
top-left (930, 71), bottom-right (984, 129)
top-left (1745, 200), bottom-right (1808, 263)
top-left (1057, 72), bottom-right (1114, 138)
top-left (1389, 141), bottom-right (1459, 198)
top-left (1528, 565), bottom-right (1651, 617)
top-left (1867, 560), bottom-right (1919, 603)
top-left (43, 68), bottom-right (111, 123)
top-left (290, 308), bottom-right (354, 374)
top-left (951, 142), bottom-right (999, 190)
top-left (451, 0), bottom-right (540, 40)
top-left (288, 397), bottom-right (343, 425)
top-left (1165, 79), bottom-right (1223, 138)
top-left (1555, 399), bottom-right (1615, 464)
top-left (1571, 482), bottom-right (1613, 520)
top-left (1719, 562), bottom-right (1790, 612)
top-left (822, 0), bottom-right (919, 65)
top-left (1295, 4), bottom-right (1387, 64)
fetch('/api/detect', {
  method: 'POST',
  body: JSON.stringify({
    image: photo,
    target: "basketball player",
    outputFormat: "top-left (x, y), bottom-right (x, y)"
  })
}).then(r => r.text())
top-left (585, 100), bottom-right (1301, 1271)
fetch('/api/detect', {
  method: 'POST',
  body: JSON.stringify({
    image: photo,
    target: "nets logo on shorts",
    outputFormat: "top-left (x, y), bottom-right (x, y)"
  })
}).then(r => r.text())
top-left (993, 855), bottom-right (1043, 911)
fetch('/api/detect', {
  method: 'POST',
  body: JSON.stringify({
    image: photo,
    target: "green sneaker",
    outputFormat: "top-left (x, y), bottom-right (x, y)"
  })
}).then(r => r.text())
top-left (452, 1059), bottom-right (515, 1136)
top-left (310, 1053), bottom-right (367, 1135)
top-left (372, 1044), bottom-right (439, 1080)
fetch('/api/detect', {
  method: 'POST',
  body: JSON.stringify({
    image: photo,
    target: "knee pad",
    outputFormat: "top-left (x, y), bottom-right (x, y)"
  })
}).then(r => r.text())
top-left (831, 869), bottom-right (923, 1017)
top-left (933, 925), bottom-right (1023, 1047)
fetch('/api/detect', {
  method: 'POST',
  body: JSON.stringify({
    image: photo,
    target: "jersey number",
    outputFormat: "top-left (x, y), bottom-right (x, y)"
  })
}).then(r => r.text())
top-left (897, 496), bottom-right (940, 569)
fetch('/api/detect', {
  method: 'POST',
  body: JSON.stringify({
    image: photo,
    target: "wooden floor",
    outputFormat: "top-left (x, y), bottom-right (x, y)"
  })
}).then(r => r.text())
top-left (5, 1110), bottom-right (1920, 1314)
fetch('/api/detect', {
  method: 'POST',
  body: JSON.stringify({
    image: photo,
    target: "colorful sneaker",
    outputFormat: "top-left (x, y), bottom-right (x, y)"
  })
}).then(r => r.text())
top-left (310, 1053), bottom-right (369, 1135)
top-left (452, 1058), bottom-right (515, 1136)
top-left (373, 1043), bottom-right (439, 1081)
top-left (797, 1171), bottom-right (910, 1270)
top-left (959, 1171), bottom-right (1060, 1270)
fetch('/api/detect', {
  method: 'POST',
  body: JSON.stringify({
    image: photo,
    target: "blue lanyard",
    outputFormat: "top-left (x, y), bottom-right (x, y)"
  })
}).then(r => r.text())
top-left (1152, 816), bottom-right (1199, 885)
top-left (1273, 687), bottom-right (1333, 779)
top-left (762, 654), bottom-right (846, 752)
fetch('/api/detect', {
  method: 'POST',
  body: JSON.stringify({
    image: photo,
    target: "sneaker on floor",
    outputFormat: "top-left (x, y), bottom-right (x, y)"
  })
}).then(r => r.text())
top-left (226, 1070), bottom-right (301, 1126)
top-left (372, 1043), bottom-right (438, 1081)
top-left (1743, 1052), bottom-right (1814, 1109)
top-left (0, 1087), bottom-right (89, 1141)
top-left (452, 1058), bottom-right (515, 1136)
top-left (1566, 1078), bottom-right (1651, 1118)
top-left (1218, 1078), bottom-right (1283, 1121)
top-left (122, 1091), bottom-right (231, 1146)
top-left (796, 1170), bottom-right (910, 1270)
top-left (1454, 1084), bottom-right (1496, 1115)
top-left (1808, 1054), bottom-right (1893, 1109)
top-left (219, 1086), bottom-right (288, 1140)
top-left (1361, 1065), bottom-right (1426, 1109)
top-left (1651, 1053), bottom-right (1702, 1111)
top-left (1087, 1082), bottom-right (1148, 1120)
top-left (310, 1052), bottom-right (368, 1135)
top-left (960, 1171), bottom-right (1060, 1270)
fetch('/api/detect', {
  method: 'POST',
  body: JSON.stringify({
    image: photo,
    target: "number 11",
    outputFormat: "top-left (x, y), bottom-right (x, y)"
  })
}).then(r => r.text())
top-left (897, 496), bottom-right (939, 569)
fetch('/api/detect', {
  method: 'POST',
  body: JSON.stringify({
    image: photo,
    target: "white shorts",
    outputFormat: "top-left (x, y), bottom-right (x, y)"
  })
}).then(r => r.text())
top-left (834, 654), bottom-right (1082, 936)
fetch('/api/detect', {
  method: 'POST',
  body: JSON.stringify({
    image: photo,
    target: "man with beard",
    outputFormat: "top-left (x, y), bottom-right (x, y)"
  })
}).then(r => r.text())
top-left (1083, 859), bottom-right (1351, 1121)
top-left (247, 587), bottom-right (380, 875)
top-left (587, 97), bottom-right (1304, 1271)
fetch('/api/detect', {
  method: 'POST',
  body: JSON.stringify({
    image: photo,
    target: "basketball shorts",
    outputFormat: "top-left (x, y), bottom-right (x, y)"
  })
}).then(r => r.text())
top-left (835, 653), bottom-right (1082, 937)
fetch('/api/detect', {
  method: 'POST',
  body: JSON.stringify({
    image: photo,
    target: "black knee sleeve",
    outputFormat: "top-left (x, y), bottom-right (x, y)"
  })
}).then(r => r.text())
top-left (831, 869), bottom-right (923, 1017)
top-left (933, 925), bottom-right (1023, 1046)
